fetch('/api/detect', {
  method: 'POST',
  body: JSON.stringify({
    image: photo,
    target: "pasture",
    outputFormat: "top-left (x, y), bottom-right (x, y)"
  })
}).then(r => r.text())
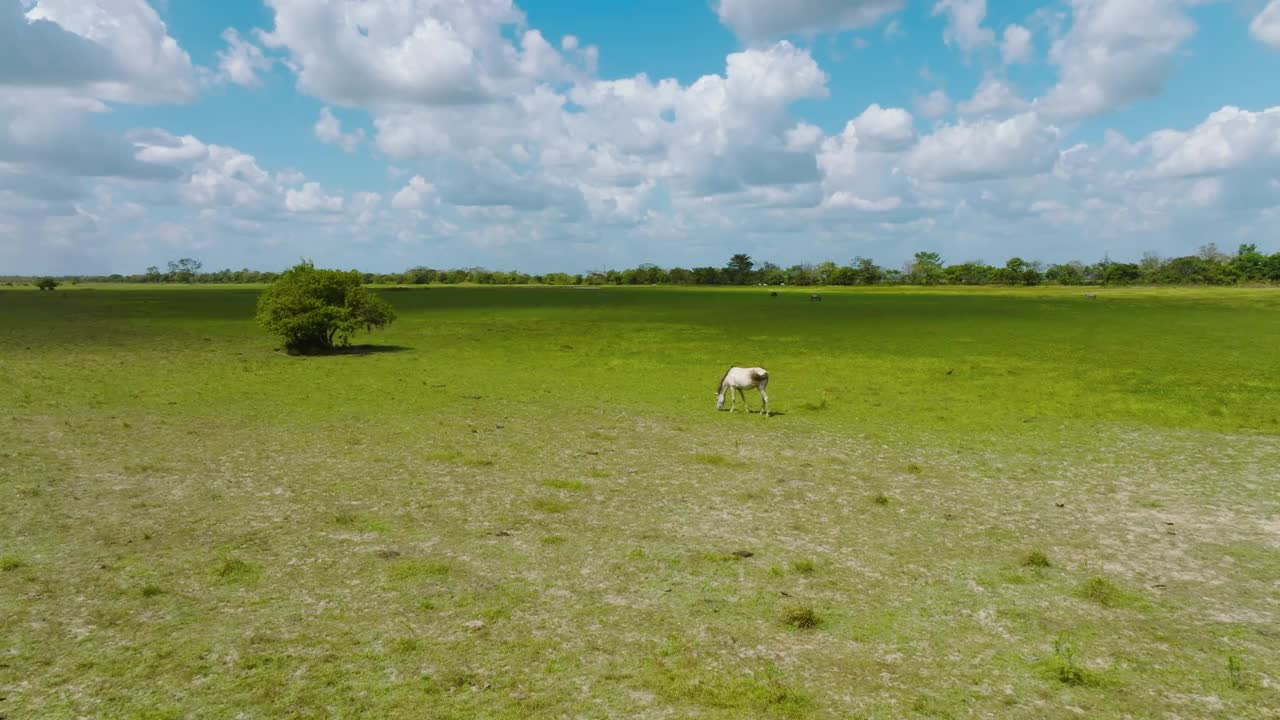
top-left (2, 284), bottom-right (1278, 719)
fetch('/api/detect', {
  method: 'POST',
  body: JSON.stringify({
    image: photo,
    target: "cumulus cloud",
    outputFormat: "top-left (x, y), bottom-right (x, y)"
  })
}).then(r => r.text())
top-left (0, 0), bottom-right (120, 88)
top-left (1252, 1), bottom-right (1280, 49)
top-left (215, 28), bottom-right (272, 88)
top-left (906, 112), bottom-right (1061, 182)
top-left (391, 175), bottom-right (435, 209)
top-left (915, 89), bottom-right (953, 118)
top-left (285, 182), bottom-right (344, 213)
top-left (24, 0), bottom-right (197, 103)
top-left (1037, 0), bottom-right (1194, 121)
top-left (850, 104), bottom-right (917, 152)
top-left (933, 0), bottom-right (994, 53)
top-left (715, 0), bottom-right (904, 42)
top-left (958, 77), bottom-right (1029, 117)
top-left (314, 107), bottom-right (365, 153)
top-left (257, 0), bottom-right (586, 107)
top-left (1145, 106), bottom-right (1280, 177)
top-left (1001, 24), bottom-right (1033, 64)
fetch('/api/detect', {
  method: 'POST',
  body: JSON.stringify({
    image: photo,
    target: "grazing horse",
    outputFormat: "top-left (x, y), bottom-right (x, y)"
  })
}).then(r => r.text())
top-left (717, 367), bottom-right (771, 416)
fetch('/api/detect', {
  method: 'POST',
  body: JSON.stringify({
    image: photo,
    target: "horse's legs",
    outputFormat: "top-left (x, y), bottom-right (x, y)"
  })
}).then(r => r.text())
top-left (759, 385), bottom-right (770, 417)
top-left (738, 386), bottom-right (751, 413)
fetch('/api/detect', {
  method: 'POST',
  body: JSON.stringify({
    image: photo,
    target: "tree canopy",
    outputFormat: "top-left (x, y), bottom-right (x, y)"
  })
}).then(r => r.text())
top-left (255, 261), bottom-right (396, 354)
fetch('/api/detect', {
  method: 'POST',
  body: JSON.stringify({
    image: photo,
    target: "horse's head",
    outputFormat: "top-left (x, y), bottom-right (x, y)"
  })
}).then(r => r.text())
top-left (715, 391), bottom-right (725, 410)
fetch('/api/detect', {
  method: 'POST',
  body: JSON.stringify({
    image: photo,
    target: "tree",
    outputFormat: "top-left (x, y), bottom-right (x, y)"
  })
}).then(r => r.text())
top-left (725, 254), bottom-right (755, 284)
top-left (1232, 244), bottom-right (1267, 282)
top-left (849, 257), bottom-right (885, 285)
top-left (255, 261), bottom-right (397, 354)
top-left (167, 258), bottom-right (202, 283)
top-left (905, 251), bottom-right (944, 285)
top-left (36, 277), bottom-right (59, 291)
top-left (1103, 262), bottom-right (1142, 285)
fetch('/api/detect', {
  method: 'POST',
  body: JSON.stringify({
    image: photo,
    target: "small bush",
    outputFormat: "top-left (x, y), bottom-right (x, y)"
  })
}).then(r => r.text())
top-left (540, 535), bottom-right (567, 545)
top-left (906, 463), bottom-right (924, 475)
top-left (781, 605), bottom-right (820, 629)
top-left (872, 493), bottom-right (890, 506)
top-left (1022, 550), bottom-right (1052, 569)
top-left (1227, 655), bottom-right (1248, 690)
top-left (1, 555), bottom-right (24, 571)
top-left (1048, 636), bottom-right (1100, 687)
top-left (1078, 576), bottom-right (1124, 607)
top-left (255, 261), bottom-right (396, 354)
top-left (36, 277), bottom-right (59, 291)
top-left (791, 559), bottom-right (817, 574)
top-left (140, 584), bottom-right (166, 598)
top-left (215, 552), bottom-right (257, 580)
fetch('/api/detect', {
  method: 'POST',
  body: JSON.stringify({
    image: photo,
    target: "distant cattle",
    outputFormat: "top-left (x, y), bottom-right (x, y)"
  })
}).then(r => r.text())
top-left (1084, 293), bottom-right (1097, 299)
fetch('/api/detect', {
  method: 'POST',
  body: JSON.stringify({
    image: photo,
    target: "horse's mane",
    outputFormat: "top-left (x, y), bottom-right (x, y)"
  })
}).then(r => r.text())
top-left (717, 367), bottom-right (732, 392)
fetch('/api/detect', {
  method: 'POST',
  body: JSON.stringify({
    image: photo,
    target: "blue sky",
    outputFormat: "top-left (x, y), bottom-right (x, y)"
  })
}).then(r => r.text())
top-left (4, 0), bottom-right (1280, 275)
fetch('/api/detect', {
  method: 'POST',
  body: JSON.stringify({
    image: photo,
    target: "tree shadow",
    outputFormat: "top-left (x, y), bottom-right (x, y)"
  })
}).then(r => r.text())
top-left (286, 344), bottom-right (413, 357)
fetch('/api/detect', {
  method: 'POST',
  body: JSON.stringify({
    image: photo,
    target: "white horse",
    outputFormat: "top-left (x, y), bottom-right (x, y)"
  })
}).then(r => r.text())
top-left (716, 367), bottom-right (771, 416)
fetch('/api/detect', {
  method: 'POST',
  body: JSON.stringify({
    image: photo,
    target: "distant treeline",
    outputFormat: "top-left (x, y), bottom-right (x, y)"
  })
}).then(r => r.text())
top-left (7, 243), bottom-right (1280, 288)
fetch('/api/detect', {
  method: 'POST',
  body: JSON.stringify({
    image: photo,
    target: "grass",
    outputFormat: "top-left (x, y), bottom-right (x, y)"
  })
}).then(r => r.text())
top-left (1, 284), bottom-right (1279, 718)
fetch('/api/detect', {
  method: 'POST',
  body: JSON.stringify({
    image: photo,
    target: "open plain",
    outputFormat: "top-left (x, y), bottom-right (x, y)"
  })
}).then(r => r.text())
top-left (2, 284), bottom-right (1278, 719)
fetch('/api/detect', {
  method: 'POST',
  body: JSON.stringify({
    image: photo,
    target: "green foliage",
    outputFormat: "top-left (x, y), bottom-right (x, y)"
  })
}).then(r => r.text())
top-left (780, 605), bottom-right (820, 629)
top-left (1048, 636), bottom-right (1100, 687)
top-left (1227, 654), bottom-right (1248, 690)
top-left (725, 254), bottom-right (755, 284)
top-left (255, 261), bottom-right (396, 353)
top-left (1021, 550), bottom-right (1051, 568)
top-left (36, 277), bottom-right (59, 291)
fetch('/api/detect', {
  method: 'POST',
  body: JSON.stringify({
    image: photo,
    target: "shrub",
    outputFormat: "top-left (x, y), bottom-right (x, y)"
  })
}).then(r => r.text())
top-left (1021, 550), bottom-right (1051, 569)
top-left (781, 605), bottom-right (820, 629)
top-left (36, 277), bottom-right (59, 291)
top-left (255, 261), bottom-right (396, 354)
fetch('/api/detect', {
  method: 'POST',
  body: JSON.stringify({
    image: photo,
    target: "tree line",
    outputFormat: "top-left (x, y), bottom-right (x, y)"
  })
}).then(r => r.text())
top-left (6, 243), bottom-right (1280, 288)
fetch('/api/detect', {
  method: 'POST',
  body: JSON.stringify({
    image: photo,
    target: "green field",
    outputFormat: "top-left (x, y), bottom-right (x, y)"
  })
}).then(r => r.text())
top-left (2, 284), bottom-right (1278, 719)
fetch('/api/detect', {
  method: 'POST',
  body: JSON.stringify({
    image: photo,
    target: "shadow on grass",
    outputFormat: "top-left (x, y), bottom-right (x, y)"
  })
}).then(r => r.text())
top-left (287, 344), bottom-right (413, 357)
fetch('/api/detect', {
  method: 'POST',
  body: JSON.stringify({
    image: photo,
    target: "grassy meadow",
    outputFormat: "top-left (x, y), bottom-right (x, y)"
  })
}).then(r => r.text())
top-left (2, 284), bottom-right (1278, 719)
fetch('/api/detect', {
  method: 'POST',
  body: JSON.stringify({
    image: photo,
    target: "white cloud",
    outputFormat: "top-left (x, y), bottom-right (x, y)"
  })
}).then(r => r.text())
top-left (958, 77), bottom-right (1028, 117)
top-left (285, 182), bottom-right (344, 213)
top-left (1146, 106), bottom-right (1280, 177)
top-left (1001, 24), bottom-right (1033, 64)
top-left (391, 175), bottom-right (435, 209)
top-left (0, 0), bottom-right (119, 88)
top-left (907, 112), bottom-right (1061, 182)
top-left (915, 89), bottom-right (953, 118)
top-left (933, 0), bottom-right (994, 53)
top-left (258, 0), bottom-right (583, 107)
top-left (851, 104), bottom-right (917, 152)
top-left (216, 28), bottom-right (272, 88)
top-left (24, 0), bottom-right (197, 103)
top-left (314, 107), bottom-right (365, 153)
top-left (1036, 0), bottom-right (1195, 121)
top-left (715, 0), bottom-right (904, 42)
top-left (1252, 1), bottom-right (1280, 49)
